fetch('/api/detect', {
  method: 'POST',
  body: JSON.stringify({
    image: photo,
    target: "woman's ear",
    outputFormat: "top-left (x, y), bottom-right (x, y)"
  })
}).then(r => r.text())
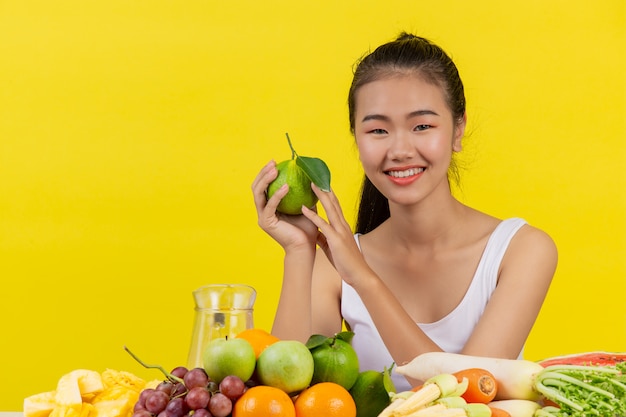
top-left (452, 112), bottom-right (467, 152)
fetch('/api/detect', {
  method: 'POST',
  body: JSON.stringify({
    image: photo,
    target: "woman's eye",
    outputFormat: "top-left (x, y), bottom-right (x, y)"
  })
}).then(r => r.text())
top-left (369, 128), bottom-right (388, 134)
top-left (414, 124), bottom-right (431, 131)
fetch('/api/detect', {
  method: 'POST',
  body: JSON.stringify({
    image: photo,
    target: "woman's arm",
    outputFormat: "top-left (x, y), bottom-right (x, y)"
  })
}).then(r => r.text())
top-left (302, 186), bottom-right (444, 367)
top-left (462, 225), bottom-right (558, 358)
top-left (271, 245), bottom-right (317, 341)
top-left (252, 161), bottom-right (322, 341)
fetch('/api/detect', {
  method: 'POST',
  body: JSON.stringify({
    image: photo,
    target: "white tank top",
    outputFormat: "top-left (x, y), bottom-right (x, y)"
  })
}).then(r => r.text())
top-left (341, 218), bottom-right (527, 391)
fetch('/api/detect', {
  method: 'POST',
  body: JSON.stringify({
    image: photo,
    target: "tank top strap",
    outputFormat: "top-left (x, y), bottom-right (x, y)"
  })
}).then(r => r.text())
top-left (475, 217), bottom-right (527, 286)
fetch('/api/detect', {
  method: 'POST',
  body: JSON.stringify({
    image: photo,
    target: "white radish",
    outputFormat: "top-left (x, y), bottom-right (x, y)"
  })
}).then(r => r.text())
top-left (488, 400), bottom-right (542, 417)
top-left (395, 352), bottom-right (544, 401)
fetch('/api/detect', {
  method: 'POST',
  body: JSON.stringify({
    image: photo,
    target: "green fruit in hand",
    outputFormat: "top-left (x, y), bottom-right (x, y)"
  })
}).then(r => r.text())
top-left (202, 337), bottom-right (256, 384)
top-left (267, 159), bottom-right (318, 215)
top-left (266, 133), bottom-right (330, 215)
top-left (308, 334), bottom-right (360, 390)
top-left (256, 340), bottom-right (314, 394)
top-left (349, 370), bottom-right (393, 417)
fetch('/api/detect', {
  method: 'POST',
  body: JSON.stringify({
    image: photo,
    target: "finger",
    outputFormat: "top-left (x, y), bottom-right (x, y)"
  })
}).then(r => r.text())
top-left (316, 231), bottom-right (335, 268)
top-left (301, 205), bottom-right (332, 234)
top-left (311, 183), bottom-right (350, 230)
top-left (252, 162), bottom-right (278, 211)
top-left (261, 183), bottom-right (288, 218)
top-left (251, 160), bottom-right (277, 194)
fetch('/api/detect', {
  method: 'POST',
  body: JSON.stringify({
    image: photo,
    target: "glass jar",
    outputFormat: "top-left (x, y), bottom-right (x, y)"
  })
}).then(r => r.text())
top-left (186, 284), bottom-right (256, 369)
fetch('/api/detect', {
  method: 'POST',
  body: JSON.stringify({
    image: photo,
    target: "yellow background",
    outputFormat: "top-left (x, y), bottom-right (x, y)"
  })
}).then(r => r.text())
top-left (1, 0), bottom-right (624, 410)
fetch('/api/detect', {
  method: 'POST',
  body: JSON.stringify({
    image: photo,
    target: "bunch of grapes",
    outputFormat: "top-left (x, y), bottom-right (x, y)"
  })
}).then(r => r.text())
top-left (132, 366), bottom-right (247, 417)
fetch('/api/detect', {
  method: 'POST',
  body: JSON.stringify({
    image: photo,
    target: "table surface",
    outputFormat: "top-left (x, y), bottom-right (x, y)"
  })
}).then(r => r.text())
top-left (0, 413), bottom-right (23, 417)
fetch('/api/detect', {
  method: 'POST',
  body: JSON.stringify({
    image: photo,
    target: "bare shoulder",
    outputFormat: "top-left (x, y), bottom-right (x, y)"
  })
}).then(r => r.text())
top-left (502, 222), bottom-right (558, 280)
top-left (513, 223), bottom-right (557, 256)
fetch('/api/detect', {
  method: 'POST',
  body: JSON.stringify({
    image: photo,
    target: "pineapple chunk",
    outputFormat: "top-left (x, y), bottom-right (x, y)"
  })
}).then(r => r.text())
top-left (91, 385), bottom-right (140, 417)
top-left (49, 405), bottom-right (83, 417)
top-left (26, 368), bottom-right (146, 417)
top-left (92, 386), bottom-right (139, 404)
top-left (91, 398), bottom-right (135, 417)
top-left (55, 370), bottom-right (103, 407)
top-left (24, 391), bottom-right (57, 417)
top-left (101, 369), bottom-right (145, 392)
top-left (76, 370), bottom-right (105, 395)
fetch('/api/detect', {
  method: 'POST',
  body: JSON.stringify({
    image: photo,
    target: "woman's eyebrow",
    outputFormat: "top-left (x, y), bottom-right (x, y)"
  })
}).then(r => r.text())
top-left (361, 109), bottom-right (439, 123)
top-left (407, 109), bottom-right (439, 118)
top-left (361, 113), bottom-right (390, 123)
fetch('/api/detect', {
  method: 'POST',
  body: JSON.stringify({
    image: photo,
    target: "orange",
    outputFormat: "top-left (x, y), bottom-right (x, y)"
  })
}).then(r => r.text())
top-left (232, 385), bottom-right (296, 417)
top-left (235, 328), bottom-right (280, 359)
top-left (294, 382), bottom-right (356, 417)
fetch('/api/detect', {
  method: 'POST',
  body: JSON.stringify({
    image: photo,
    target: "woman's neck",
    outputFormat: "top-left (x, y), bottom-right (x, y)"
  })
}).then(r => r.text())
top-left (384, 194), bottom-right (470, 250)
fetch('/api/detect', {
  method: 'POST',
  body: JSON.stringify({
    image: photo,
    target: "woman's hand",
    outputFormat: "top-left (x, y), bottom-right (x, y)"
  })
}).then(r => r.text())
top-left (301, 183), bottom-right (373, 286)
top-left (251, 160), bottom-right (319, 250)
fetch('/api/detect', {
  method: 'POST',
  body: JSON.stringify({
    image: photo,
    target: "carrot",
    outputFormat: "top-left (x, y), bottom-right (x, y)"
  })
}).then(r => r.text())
top-left (453, 368), bottom-right (497, 403)
top-left (395, 352), bottom-right (543, 401)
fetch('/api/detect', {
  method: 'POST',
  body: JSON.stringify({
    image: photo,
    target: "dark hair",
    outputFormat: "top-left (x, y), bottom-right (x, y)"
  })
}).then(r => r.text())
top-left (350, 33), bottom-right (467, 234)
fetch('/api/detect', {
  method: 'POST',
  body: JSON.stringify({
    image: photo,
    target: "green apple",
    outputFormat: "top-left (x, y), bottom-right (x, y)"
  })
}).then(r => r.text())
top-left (202, 337), bottom-right (256, 384)
top-left (256, 340), bottom-right (314, 394)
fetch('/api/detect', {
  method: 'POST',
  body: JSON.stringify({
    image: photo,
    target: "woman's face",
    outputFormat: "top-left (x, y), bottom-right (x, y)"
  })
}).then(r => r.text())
top-left (353, 74), bottom-right (465, 207)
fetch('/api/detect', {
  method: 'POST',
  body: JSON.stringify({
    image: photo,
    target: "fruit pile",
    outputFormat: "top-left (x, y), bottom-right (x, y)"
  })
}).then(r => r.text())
top-left (128, 329), bottom-right (392, 417)
top-left (23, 329), bottom-right (392, 417)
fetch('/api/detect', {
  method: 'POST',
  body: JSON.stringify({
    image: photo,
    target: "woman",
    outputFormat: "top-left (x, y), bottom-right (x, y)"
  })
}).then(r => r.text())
top-left (251, 33), bottom-right (557, 391)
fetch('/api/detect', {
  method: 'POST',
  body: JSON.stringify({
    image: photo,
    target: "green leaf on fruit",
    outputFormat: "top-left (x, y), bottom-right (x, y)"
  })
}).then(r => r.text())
top-left (305, 334), bottom-right (329, 350)
top-left (335, 331), bottom-right (355, 344)
top-left (296, 156), bottom-right (331, 192)
top-left (283, 132), bottom-right (331, 192)
top-left (383, 363), bottom-right (397, 394)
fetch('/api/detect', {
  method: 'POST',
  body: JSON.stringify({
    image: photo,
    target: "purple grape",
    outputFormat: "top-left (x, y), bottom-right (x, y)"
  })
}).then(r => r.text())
top-left (165, 396), bottom-right (188, 417)
top-left (171, 382), bottom-right (187, 398)
top-left (183, 368), bottom-right (209, 389)
top-left (171, 366), bottom-right (189, 379)
top-left (132, 410), bottom-right (153, 417)
top-left (185, 386), bottom-right (211, 410)
top-left (192, 409), bottom-right (212, 417)
top-left (145, 390), bottom-right (170, 414)
top-left (207, 393), bottom-right (232, 417)
top-left (137, 388), bottom-right (154, 407)
top-left (156, 381), bottom-right (175, 396)
top-left (218, 375), bottom-right (245, 401)
top-left (133, 402), bottom-right (146, 413)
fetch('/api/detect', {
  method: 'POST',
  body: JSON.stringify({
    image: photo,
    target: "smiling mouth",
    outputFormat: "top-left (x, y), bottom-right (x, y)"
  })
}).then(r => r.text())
top-left (386, 168), bottom-right (425, 178)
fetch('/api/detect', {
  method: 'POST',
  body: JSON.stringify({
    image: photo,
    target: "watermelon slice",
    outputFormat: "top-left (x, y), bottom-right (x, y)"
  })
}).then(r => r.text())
top-left (538, 351), bottom-right (626, 367)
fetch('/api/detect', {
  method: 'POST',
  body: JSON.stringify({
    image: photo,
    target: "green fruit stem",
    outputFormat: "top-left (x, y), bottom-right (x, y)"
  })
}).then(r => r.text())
top-left (285, 132), bottom-right (298, 160)
top-left (123, 345), bottom-right (184, 384)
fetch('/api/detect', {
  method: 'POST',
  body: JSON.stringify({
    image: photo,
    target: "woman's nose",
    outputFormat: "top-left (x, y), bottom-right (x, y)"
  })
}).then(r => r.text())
top-left (388, 132), bottom-right (416, 161)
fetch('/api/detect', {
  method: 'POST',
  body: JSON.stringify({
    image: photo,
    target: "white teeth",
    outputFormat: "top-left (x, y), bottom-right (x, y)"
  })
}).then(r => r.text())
top-left (387, 168), bottom-right (424, 178)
